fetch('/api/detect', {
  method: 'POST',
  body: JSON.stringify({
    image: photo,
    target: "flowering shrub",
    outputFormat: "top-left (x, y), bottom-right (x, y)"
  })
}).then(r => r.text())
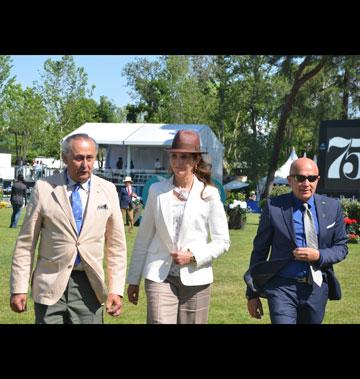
top-left (0, 201), bottom-right (9, 209)
top-left (344, 217), bottom-right (360, 244)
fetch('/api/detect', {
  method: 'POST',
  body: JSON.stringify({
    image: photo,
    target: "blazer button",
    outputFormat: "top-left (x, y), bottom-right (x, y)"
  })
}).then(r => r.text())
top-left (68, 265), bottom-right (72, 269)
top-left (76, 242), bottom-right (80, 246)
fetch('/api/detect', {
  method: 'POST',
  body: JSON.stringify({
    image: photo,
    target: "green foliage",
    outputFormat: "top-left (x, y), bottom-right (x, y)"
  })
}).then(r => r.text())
top-left (2, 84), bottom-right (47, 160)
top-left (259, 184), bottom-right (291, 208)
top-left (34, 55), bottom-right (95, 157)
top-left (97, 96), bottom-right (127, 122)
top-left (340, 198), bottom-right (360, 220)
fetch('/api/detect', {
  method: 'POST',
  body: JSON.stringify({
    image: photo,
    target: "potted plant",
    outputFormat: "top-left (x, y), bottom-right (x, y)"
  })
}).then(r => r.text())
top-left (225, 193), bottom-right (247, 229)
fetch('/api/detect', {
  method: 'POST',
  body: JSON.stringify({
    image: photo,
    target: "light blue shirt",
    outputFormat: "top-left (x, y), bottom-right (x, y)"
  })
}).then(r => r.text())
top-left (66, 172), bottom-right (91, 219)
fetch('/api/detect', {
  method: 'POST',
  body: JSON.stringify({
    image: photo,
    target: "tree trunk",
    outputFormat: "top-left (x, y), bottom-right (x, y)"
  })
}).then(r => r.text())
top-left (261, 56), bottom-right (327, 200)
top-left (341, 65), bottom-right (349, 120)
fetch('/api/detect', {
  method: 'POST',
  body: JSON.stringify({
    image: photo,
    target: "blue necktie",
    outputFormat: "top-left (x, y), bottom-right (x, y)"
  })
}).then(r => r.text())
top-left (71, 183), bottom-right (83, 264)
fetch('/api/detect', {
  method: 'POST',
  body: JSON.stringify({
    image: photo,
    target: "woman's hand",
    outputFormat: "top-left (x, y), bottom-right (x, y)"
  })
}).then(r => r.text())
top-left (170, 249), bottom-right (193, 265)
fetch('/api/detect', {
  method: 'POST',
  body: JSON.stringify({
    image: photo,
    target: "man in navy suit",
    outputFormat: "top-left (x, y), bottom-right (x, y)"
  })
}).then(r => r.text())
top-left (245, 157), bottom-right (348, 324)
top-left (119, 176), bottom-right (138, 233)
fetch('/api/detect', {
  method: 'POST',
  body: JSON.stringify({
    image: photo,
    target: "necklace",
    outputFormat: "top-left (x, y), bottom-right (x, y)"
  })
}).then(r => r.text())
top-left (173, 186), bottom-right (190, 201)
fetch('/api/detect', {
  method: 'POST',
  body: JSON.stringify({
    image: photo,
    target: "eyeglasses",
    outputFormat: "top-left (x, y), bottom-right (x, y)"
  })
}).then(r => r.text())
top-left (289, 174), bottom-right (319, 183)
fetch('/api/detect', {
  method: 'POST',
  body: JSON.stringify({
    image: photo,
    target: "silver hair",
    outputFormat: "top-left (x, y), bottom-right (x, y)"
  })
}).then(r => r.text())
top-left (61, 133), bottom-right (98, 157)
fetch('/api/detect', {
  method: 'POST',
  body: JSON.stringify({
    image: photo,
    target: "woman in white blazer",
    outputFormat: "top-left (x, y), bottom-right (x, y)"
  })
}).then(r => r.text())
top-left (127, 130), bottom-right (230, 324)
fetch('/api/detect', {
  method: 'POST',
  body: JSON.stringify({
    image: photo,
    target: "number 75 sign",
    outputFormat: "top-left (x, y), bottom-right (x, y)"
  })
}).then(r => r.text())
top-left (318, 120), bottom-right (360, 193)
top-left (327, 137), bottom-right (360, 179)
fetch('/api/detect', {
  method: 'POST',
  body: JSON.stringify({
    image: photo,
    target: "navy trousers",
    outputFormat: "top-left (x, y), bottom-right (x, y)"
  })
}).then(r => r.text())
top-left (264, 275), bottom-right (329, 324)
top-left (10, 204), bottom-right (22, 228)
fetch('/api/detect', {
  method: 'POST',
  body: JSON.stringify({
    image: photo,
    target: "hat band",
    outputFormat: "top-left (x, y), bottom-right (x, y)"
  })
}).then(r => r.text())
top-left (171, 142), bottom-right (200, 151)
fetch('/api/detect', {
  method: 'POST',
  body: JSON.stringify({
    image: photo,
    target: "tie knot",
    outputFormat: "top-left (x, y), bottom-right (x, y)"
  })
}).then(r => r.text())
top-left (73, 183), bottom-right (81, 192)
top-left (303, 203), bottom-right (310, 211)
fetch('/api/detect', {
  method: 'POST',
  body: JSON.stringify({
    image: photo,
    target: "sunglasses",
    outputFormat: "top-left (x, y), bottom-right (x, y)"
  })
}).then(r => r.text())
top-left (289, 174), bottom-right (319, 183)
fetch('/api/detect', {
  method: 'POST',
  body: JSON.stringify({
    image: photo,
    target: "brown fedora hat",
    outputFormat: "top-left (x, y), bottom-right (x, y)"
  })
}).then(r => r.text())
top-left (166, 130), bottom-right (207, 154)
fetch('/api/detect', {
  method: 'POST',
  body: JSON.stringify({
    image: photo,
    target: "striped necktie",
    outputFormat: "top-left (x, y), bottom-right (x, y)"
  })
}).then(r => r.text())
top-left (71, 183), bottom-right (83, 264)
top-left (303, 203), bottom-right (323, 287)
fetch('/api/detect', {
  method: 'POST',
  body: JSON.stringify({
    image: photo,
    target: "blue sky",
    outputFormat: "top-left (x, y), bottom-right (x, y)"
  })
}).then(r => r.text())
top-left (10, 55), bottom-right (160, 108)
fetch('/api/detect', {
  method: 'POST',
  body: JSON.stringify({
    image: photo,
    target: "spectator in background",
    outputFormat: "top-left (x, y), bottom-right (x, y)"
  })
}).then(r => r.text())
top-left (249, 190), bottom-right (257, 201)
top-left (116, 157), bottom-right (123, 170)
top-left (35, 161), bottom-right (42, 179)
top-left (119, 176), bottom-right (138, 233)
top-left (154, 158), bottom-right (161, 172)
top-left (9, 174), bottom-right (27, 228)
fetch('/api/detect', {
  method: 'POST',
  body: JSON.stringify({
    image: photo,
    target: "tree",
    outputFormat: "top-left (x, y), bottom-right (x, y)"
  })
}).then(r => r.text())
top-left (2, 84), bottom-right (47, 161)
top-left (261, 56), bottom-right (329, 199)
top-left (97, 95), bottom-right (127, 122)
top-left (0, 55), bottom-right (15, 151)
top-left (35, 55), bottom-right (95, 158)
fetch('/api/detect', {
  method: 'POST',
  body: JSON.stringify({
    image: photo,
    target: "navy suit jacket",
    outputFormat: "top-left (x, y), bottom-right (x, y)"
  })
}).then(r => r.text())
top-left (119, 186), bottom-right (136, 209)
top-left (245, 192), bottom-right (348, 299)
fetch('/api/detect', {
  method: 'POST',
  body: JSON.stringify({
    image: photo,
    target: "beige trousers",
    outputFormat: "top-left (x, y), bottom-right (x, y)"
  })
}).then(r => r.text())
top-left (121, 207), bottom-right (134, 230)
top-left (145, 275), bottom-right (211, 324)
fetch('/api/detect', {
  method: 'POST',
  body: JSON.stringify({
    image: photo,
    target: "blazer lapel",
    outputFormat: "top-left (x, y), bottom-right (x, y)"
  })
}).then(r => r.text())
top-left (51, 172), bottom-right (78, 234)
top-left (80, 175), bottom-right (101, 237)
top-left (314, 194), bottom-right (328, 247)
top-left (281, 194), bottom-right (297, 245)
top-left (159, 179), bottom-right (174, 245)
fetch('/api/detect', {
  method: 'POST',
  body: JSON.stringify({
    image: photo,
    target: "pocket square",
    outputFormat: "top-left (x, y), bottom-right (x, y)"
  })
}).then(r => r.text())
top-left (97, 204), bottom-right (108, 210)
top-left (326, 222), bottom-right (335, 229)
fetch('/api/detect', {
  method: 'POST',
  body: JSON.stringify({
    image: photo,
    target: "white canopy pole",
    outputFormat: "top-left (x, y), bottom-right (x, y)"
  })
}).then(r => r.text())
top-left (127, 145), bottom-right (131, 176)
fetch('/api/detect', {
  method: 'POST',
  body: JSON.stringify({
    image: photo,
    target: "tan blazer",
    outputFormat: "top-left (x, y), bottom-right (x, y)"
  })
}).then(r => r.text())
top-left (10, 172), bottom-right (127, 306)
top-left (127, 176), bottom-right (230, 286)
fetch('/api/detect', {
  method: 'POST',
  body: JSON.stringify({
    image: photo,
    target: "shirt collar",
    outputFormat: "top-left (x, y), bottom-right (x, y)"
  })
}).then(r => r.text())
top-left (291, 192), bottom-right (315, 210)
top-left (66, 170), bottom-right (91, 192)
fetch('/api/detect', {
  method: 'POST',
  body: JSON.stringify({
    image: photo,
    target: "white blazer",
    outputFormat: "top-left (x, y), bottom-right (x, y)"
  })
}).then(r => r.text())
top-left (127, 176), bottom-right (230, 286)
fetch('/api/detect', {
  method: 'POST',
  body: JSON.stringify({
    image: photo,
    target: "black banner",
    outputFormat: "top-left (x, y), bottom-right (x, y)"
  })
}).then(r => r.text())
top-left (318, 120), bottom-right (360, 196)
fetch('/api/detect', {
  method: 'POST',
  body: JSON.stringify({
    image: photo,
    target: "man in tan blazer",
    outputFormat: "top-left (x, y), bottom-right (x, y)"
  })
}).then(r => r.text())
top-left (10, 133), bottom-right (127, 324)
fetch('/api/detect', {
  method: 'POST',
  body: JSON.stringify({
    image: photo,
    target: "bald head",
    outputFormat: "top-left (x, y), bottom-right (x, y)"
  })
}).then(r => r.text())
top-left (288, 157), bottom-right (320, 202)
top-left (290, 158), bottom-right (319, 176)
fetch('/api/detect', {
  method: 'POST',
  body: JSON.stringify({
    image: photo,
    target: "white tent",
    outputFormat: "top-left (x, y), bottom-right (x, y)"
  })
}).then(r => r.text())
top-left (0, 153), bottom-right (14, 180)
top-left (273, 147), bottom-right (298, 184)
top-left (63, 123), bottom-right (224, 182)
top-left (257, 147), bottom-right (298, 193)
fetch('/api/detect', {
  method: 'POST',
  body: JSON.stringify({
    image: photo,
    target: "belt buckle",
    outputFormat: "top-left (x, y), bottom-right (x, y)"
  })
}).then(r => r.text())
top-left (296, 276), bottom-right (307, 283)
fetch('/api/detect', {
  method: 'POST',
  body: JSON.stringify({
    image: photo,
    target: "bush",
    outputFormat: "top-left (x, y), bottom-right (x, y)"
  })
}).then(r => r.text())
top-left (341, 198), bottom-right (360, 244)
top-left (340, 198), bottom-right (360, 220)
top-left (259, 185), bottom-right (291, 209)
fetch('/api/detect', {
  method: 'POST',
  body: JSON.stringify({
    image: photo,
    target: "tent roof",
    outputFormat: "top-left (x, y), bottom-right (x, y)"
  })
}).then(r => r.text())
top-left (63, 123), bottom-right (210, 146)
top-left (274, 147), bottom-right (298, 180)
top-left (223, 180), bottom-right (249, 191)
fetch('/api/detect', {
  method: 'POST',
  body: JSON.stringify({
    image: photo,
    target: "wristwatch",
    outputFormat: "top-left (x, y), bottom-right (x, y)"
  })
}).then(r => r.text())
top-left (188, 249), bottom-right (197, 265)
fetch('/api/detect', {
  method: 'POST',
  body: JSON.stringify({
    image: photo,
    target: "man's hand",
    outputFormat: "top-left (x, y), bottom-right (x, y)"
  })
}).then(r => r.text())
top-left (247, 297), bottom-right (263, 319)
top-left (127, 284), bottom-right (139, 305)
top-left (105, 293), bottom-right (123, 317)
top-left (293, 247), bottom-right (320, 263)
top-left (10, 294), bottom-right (27, 313)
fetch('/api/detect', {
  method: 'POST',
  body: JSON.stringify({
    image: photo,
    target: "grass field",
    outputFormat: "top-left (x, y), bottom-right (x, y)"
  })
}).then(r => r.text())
top-left (1, 207), bottom-right (359, 324)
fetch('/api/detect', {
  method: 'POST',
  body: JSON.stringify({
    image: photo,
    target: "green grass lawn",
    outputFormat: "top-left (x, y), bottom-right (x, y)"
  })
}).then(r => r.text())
top-left (1, 207), bottom-right (359, 324)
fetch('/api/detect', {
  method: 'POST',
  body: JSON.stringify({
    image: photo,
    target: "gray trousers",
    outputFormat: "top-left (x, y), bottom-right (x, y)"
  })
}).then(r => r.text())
top-left (34, 271), bottom-right (103, 324)
top-left (145, 275), bottom-right (211, 324)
